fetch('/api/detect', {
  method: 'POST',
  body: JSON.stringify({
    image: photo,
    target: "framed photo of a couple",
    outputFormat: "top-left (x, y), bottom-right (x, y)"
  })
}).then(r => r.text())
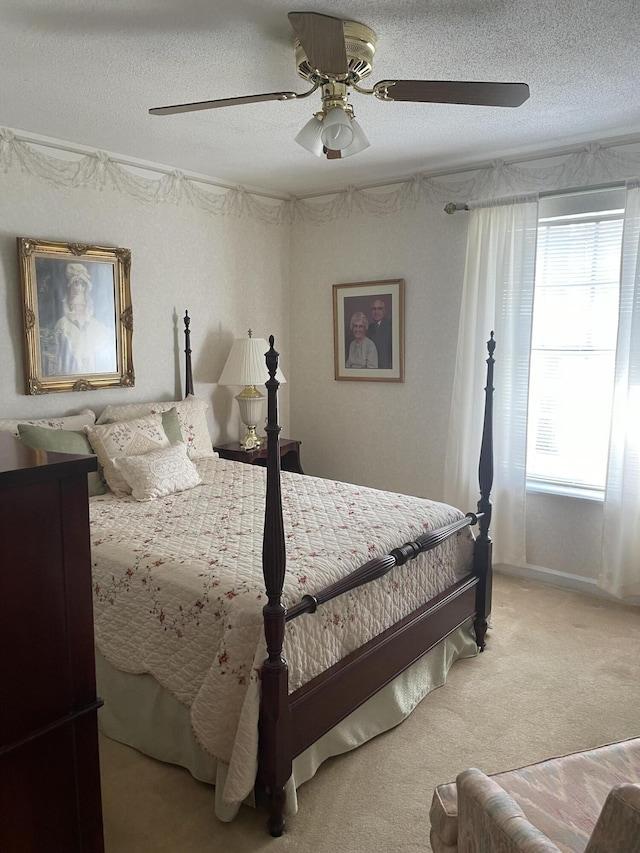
top-left (333, 278), bottom-right (404, 382)
top-left (18, 238), bottom-right (134, 394)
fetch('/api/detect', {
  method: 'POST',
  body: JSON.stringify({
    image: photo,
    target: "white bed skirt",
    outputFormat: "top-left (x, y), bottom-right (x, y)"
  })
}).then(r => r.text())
top-left (96, 618), bottom-right (477, 821)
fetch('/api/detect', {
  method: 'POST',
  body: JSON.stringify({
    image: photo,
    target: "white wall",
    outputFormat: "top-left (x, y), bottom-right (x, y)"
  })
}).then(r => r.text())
top-left (525, 492), bottom-right (603, 587)
top-left (0, 166), bottom-right (291, 442)
top-left (289, 202), bottom-right (469, 501)
top-left (288, 194), bottom-right (607, 588)
top-left (4, 133), bottom-right (640, 593)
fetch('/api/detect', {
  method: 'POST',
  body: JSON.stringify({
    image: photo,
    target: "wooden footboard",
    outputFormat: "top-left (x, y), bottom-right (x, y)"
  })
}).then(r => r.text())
top-left (289, 576), bottom-right (478, 757)
top-left (256, 333), bottom-right (496, 836)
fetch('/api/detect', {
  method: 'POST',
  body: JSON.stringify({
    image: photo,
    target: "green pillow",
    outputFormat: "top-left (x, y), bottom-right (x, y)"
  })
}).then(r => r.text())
top-left (17, 424), bottom-right (107, 497)
top-left (161, 407), bottom-right (184, 444)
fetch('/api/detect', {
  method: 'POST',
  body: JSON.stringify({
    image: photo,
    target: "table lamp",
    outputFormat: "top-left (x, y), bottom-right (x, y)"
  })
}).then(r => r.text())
top-left (218, 330), bottom-right (286, 451)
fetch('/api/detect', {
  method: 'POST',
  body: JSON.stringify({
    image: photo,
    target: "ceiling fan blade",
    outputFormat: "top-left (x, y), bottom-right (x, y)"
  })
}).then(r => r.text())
top-left (377, 80), bottom-right (530, 107)
top-left (149, 91), bottom-right (298, 116)
top-left (288, 11), bottom-right (349, 76)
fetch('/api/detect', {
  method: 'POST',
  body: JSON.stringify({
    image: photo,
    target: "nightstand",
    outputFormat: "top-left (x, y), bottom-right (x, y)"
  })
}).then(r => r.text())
top-left (213, 438), bottom-right (304, 474)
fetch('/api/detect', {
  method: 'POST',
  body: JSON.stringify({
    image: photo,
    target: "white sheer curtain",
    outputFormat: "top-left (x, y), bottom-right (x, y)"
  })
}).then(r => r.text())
top-left (444, 195), bottom-right (539, 567)
top-left (601, 180), bottom-right (640, 600)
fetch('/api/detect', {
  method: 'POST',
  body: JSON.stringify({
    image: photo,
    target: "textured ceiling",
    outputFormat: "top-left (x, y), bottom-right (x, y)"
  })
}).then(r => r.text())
top-left (2, 0), bottom-right (640, 197)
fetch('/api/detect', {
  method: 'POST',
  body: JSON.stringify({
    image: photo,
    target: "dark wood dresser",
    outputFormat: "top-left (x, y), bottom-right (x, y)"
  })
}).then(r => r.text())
top-left (0, 433), bottom-right (105, 852)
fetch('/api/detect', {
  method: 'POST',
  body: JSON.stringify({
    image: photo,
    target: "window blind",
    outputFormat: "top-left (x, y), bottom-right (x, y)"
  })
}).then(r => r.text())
top-left (527, 191), bottom-right (624, 494)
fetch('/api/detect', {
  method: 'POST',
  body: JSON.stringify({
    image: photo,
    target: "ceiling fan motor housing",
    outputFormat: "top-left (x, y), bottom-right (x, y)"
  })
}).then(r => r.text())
top-left (294, 20), bottom-right (377, 83)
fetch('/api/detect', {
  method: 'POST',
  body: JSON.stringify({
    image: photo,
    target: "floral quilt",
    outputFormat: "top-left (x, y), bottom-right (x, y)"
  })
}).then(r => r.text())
top-left (90, 458), bottom-right (474, 806)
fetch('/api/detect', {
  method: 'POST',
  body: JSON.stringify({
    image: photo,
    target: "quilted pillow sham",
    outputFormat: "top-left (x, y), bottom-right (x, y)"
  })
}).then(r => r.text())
top-left (97, 395), bottom-right (213, 460)
top-left (17, 424), bottom-right (107, 496)
top-left (113, 441), bottom-right (202, 501)
top-left (0, 409), bottom-right (96, 437)
top-left (85, 413), bottom-right (171, 497)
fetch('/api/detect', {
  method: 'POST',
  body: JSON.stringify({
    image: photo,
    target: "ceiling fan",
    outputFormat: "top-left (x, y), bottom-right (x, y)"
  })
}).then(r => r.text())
top-left (149, 11), bottom-right (530, 160)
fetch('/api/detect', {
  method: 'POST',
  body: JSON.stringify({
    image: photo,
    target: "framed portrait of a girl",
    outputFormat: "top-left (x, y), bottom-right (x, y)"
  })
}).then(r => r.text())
top-left (17, 238), bottom-right (134, 394)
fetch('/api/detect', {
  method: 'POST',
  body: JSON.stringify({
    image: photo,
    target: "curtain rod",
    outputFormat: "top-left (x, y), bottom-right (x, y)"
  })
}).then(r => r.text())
top-left (539, 180), bottom-right (624, 199)
top-left (444, 202), bottom-right (469, 214)
top-left (444, 182), bottom-right (627, 214)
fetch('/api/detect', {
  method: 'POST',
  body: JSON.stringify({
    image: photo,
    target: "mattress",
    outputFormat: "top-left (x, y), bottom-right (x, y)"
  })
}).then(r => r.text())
top-left (90, 457), bottom-right (474, 807)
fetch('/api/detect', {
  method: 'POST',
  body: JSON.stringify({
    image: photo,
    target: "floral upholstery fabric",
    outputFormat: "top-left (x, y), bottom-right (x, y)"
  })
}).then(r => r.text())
top-left (490, 739), bottom-right (640, 850)
top-left (584, 783), bottom-right (640, 853)
top-left (430, 780), bottom-right (461, 849)
top-left (430, 738), bottom-right (640, 853)
top-left (457, 769), bottom-right (563, 852)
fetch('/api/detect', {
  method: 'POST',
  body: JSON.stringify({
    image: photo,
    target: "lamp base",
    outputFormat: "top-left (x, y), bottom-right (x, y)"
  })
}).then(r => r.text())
top-left (240, 426), bottom-right (262, 451)
top-left (235, 386), bottom-right (265, 451)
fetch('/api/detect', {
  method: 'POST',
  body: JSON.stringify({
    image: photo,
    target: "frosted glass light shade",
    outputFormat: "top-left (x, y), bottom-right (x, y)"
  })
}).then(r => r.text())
top-left (340, 118), bottom-right (370, 158)
top-left (320, 108), bottom-right (354, 151)
top-left (294, 116), bottom-right (324, 157)
top-left (218, 335), bottom-right (286, 386)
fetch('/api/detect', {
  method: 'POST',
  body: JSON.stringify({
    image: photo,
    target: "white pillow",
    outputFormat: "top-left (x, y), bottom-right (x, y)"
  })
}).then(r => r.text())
top-left (97, 395), bottom-right (214, 460)
top-left (85, 413), bottom-right (170, 497)
top-left (113, 442), bottom-right (202, 501)
top-left (96, 402), bottom-right (155, 423)
top-left (0, 409), bottom-right (96, 437)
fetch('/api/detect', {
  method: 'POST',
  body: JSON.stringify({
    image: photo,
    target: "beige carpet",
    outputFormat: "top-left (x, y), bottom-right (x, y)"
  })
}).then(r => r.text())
top-left (99, 572), bottom-right (640, 852)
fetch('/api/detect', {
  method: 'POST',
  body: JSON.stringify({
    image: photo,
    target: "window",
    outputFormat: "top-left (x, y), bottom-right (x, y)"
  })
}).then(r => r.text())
top-left (526, 187), bottom-right (625, 498)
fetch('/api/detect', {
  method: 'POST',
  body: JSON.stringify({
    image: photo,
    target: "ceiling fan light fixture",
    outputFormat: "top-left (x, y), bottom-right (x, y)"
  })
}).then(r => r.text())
top-left (319, 107), bottom-right (354, 151)
top-left (340, 117), bottom-right (370, 158)
top-left (294, 114), bottom-right (324, 156)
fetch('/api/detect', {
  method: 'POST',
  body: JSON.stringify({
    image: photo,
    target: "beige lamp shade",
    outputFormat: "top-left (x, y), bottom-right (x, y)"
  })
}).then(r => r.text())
top-left (218, 334), bottom-right (286, 387)
top-left (218, 332), bottom-right (286, 451)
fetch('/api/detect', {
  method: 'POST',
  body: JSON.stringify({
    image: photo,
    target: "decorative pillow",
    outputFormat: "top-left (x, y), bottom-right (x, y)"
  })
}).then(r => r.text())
top-left (97, 395), bottom-right (213, 460)
top-left (113, 442), bottom-right (202, 501)
top-left (85, 413), bottom-right (170, 497)
top-left (160, 408), bottom-right (183, 445)
top-left (17, 424), bottom-right (107, 497)
top-left (168, 396), bottom-right (214, 460)
top-left (0, 409), bottom-right (96, 437)
top-left (96, 402), bottom-right (156, 424)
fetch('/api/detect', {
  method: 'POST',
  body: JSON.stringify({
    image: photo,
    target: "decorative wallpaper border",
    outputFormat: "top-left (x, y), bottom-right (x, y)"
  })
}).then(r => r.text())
top-left (2, 127), bottom-right (640, 226)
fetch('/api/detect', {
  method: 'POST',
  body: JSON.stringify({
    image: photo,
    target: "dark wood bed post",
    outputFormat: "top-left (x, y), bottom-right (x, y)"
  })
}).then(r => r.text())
top-left (184, 310), bottom-right (194, 397)
top-left (473, 332), bottom-right (495, 650)
top-left (258, 336), bottom-right (292, 837)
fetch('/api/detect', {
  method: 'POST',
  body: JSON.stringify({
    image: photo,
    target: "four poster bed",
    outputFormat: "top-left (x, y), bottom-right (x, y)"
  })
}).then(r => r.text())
top-left (88, 315), bottom-right (496, 836)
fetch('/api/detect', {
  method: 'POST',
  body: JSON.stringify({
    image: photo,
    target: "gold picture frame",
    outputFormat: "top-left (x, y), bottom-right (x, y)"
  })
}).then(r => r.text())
top-left (333, 279), bottom-right (404, 382)
top-left (18, 238), bottom-right (134, 394)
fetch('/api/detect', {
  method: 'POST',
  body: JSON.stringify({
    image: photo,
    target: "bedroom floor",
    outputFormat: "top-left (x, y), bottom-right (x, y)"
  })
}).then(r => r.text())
top-left (99, 572), bottom-right (640, 853)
